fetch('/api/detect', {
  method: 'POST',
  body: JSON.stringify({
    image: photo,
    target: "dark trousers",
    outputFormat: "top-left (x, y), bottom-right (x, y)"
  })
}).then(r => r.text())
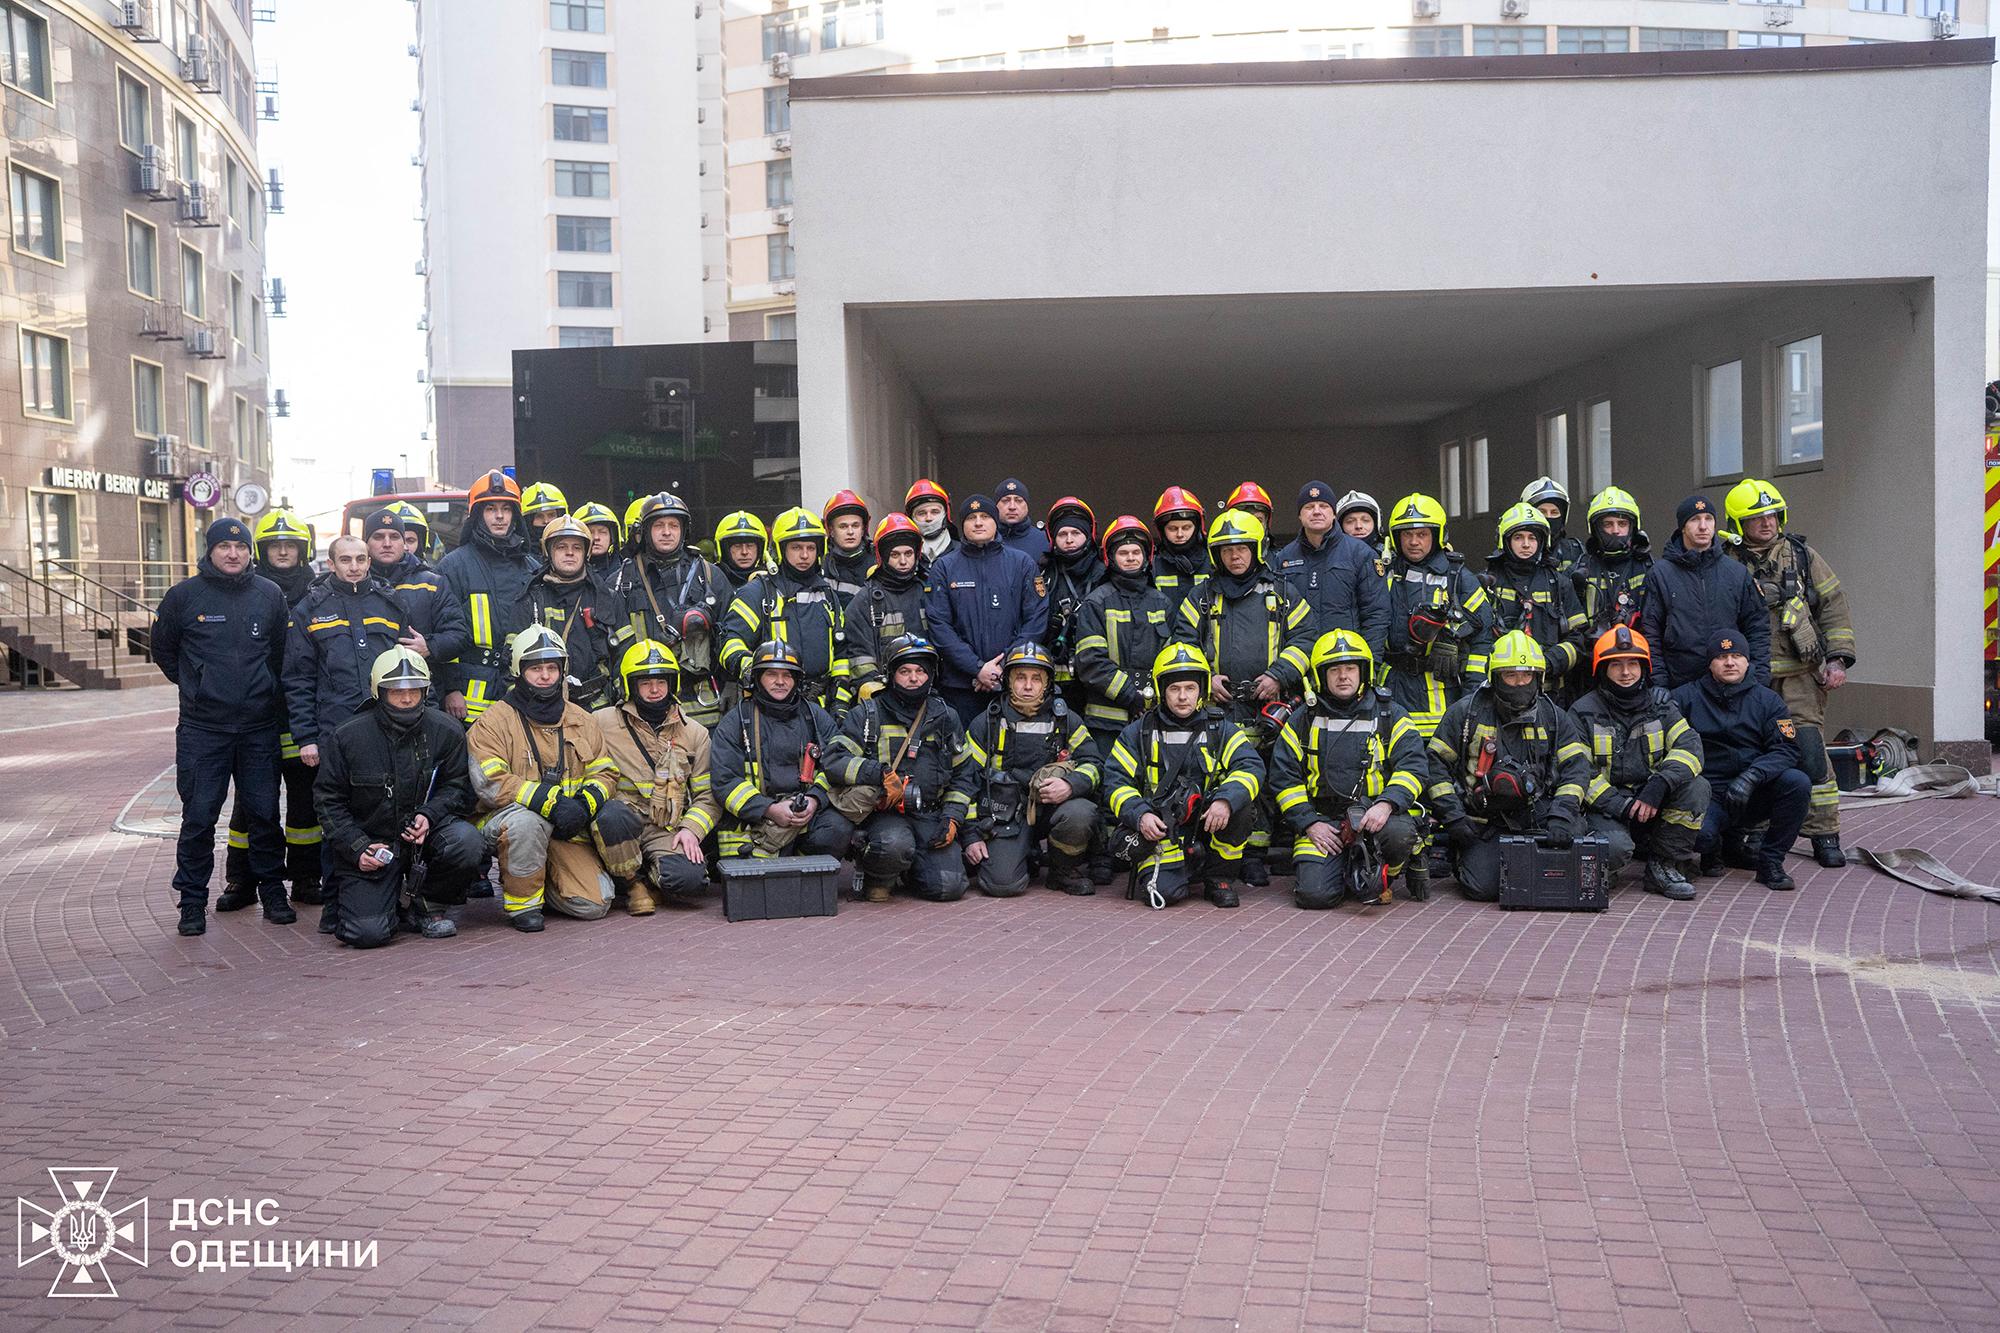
top-left (940, 685), bottom-right (987, 727)
top-left (855, 812), bottom-right (968, 900)
top-left (324, 818), bottom-right (484, 948)
top-left (1700, 768), bottom-right (1812, 866)
top-left (175, 724), bottom-right (283, 904)
top-left (225, 747), bottom-right (319, 888)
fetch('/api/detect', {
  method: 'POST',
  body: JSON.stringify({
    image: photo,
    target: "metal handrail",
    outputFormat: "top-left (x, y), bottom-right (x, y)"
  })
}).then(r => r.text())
top-left (38, 558), bottom-right (179, 616)
top-left (0, 560), bottom-right (155, 685)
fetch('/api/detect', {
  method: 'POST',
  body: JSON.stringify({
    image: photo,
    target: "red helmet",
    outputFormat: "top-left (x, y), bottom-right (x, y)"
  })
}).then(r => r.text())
top-left (1225, 481), bottom-right (1274, 514)
top-left (873, 512), bottom-right (923, 558)
top-left (821, 488), bottom-right (870, 526)
top-left (467, 469), bottom-right (522, 510)
top-left (904, 478), bottom-right (950, 518)
top-left (1046, 495), bottom-right (1097, 541)
top-left (1153, 486), bottom-right (1204, 530)
top-left (1101, 514), bottom-right (1153, 561)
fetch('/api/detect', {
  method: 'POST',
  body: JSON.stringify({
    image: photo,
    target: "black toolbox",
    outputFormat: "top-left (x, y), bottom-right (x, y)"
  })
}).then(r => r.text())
top-left (1497, 835), bottom-right (1610, 912)
top-left (718, 855), bottom-right (842, 922)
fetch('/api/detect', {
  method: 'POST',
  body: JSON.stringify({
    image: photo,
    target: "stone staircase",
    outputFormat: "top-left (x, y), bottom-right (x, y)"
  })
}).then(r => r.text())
top-left (0, 562), bottom-right (162, 690)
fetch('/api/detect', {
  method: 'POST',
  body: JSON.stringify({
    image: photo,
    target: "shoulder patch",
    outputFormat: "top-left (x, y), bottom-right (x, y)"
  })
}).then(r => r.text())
top-left (1776, 718), bottom-right (1797, 739)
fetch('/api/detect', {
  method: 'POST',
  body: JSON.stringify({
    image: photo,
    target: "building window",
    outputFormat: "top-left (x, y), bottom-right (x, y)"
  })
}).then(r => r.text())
top-left (1402, 27), bottom-right (1464, 57)
top-left (175, 111), bottom-right (198, 184)
top-left (126, 214), bottom-right (160, 298)
top-left (1, 1), bottom-right (49, 100)
top-left (936, 51), bottom-right (1007, 70)
top-left (1776, 334), bottom-right (1822, 468)
top-left (1472, 25), bottom-right (1546, 55)
top-left (1637, 28), bottom-right (1727, 51)
top-left (228, 274), bottom-right (244, 343)
top-left (30, 490), bottom-right (76, 565)
top-left (1556, 26), bottom-right (1629, 53)
top-left (1738, 31), bottom-right (1803, 46)
top-left (9, 162), bottom-right (62, 263)
top-left (554, 160), bottom-right (610, 197)
top-left (1703, 359), bottom-right (1744, 479)
top-left (180, 243), bottom-right (204, 317)
top-left (1468, 435), bottom-right (1490, 515)
top-left (763, 7), bottom-right (811, 57)
top-left (1019, 41), bottom-right (1112, 67)
top-left (1851, 0), bottom-right (1907, 10)
top-left (233, 393), bottom-right (250, 461)
top-left (766, 158), bottom-right (793, 208)
top-left (557, 270), bottom-right (612, 307)
top-left (1584, 399), bottom-right (1613, 491)
top-left (821, 0), bottom-right (883, 50)
top-left (254, 407), bottom-right (269, 469)
top-left (763, 86), bottom-right (790, 134)
top-left (553, 104), bottom-right (608, 142)
top-left (225, 156), bottom-right (242, 225)
top-left (186, 376), bottom-right (211, 448)
top-left (1440, 441), bottom-right (1463, 518)
top-left (767, 231), bottom-right (796, 281)
top-left (133, 358), bottom-right (164, 436)
top-left (550, 0), bottom-right (605, 32)
top-left (1917, 0), bottom-right (1957, 14)
top-left (20, 328), bottom-right (70, 420)
top-left (766, 311), bottom-right (798, 339)
top-left (250, 295), bottom-right (264, 356)
top-left (118, 71), bottom-right (153, 151)
top-left (556, 214), bottom-right (612, 252)
top-left (552, 49), bottom-right (608, 87)
top-left (558, 326), bottom-right (614, 348)
top-left (1540, 411), bottom-right (1570, 491)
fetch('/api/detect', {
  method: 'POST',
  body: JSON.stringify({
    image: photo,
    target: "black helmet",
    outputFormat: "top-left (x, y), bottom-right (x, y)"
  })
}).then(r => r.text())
top-left (749, 640), bottom-right (802, 679)
top-left (883, 634), bottom-right (939, 679)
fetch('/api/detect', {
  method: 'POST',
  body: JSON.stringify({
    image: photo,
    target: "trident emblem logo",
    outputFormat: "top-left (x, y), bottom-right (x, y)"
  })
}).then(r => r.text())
top-left (17, 1168), bottom-right (148, 1298)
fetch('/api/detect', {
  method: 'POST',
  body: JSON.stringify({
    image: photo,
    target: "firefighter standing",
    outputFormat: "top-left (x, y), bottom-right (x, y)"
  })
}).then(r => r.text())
top-left (1042, 497), bottom-right (1106, 714)
top-left (520, 481), bottom-right (569, 547)
top-left (1381, 493), bottom-right (1496, 736)
top-left (905, 479), bottom-right (957, 564)
top-left (364, 508), bottom-right (469, 675)
top-left (719, 506), bottom-right (853, 715)
top-left (821, 489), bottom-right (873, 598)
top-left (1724, 478), bottom-right (1856, 868)
top-left (1520, 476), bottom-right (1587, 584)
top-left (960, 642), bottom-right (1100, 896)
top-left (923, 494), bottom-right (1048, 723)
top-left (1271, 480), bottom-right (1390, 660)
top-left (1571, 627), bottom-right (1707, 901)
top-left (438, 470), bottom-right (539, 725)
top-left (611, 491), bottom-right (734, 727)
top-left (591, 641), bottom-right (720, 913)
top-left (1424, 631), bottom-right (1595, 903)
top-left (1639, 495), bottom-right (1770, 690)
top-left (1336, 490), bottom-right (1384, 555)
top-left (1571, 486), bottom-right (1654, 638)
top-left (713, 510), bottom-right (772, 592)
top-left (468, 625), bottom-right (646, 930)
top-left (525, 515), bottom-right (622, 711)
top-left (1270, 630), bottom-right (1428, 910)
top-left (845, 513), bottom-right (929, 698)
top-left (1150, 486), bottom-right (1211, 616)
top-left (994, 478), bottom-right (1051, 566)
top-left (572, 501), bottom-right (625, 580)
top-left (1483, 502), bottom-right (1589, 704)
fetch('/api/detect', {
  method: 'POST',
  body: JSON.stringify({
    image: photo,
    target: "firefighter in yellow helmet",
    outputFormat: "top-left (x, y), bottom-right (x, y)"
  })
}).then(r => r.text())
top-left (1572, 486), bottom-right (1653, 640)
top-left (959, 641), bottom-right (1102, 897)
top-left (1424, 630), bottom-right (1594, 902)
top-left (1102, 643), bottom-right (1264, 909)
top-left (590, 641), bottom-right (721, 914)
top-left (385, 501), bottom-right (433, 563)
top-left (718, 506), bottom-right (852, 715)
top-left (1381, 492), bottom-right (1496, 736)
top-left (570, 501), bottom-right (623, 578)
top-left (1723, 477), bottom-right (1855, 867)
top-left (519, 481), bottom-right (569, 546)
top-left (713, 510), bottom-right (771, 592)
top-left (608, 491), bottom-right (735, 728)
top-left (524, 515), bottom-right (622, 710)
top-left (1482, 502), bottom-right (1589, 704)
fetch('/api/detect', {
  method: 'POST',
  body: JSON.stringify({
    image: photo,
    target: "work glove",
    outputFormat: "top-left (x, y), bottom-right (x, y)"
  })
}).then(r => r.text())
top-left (594, 799), bottom-right (644, 845)
top-left (1635, 775), bottom-right (1671, 813)
top-left (1444, 817), bottom-right (1481, 850)
top-left (550, 796), bottom-right (592, 839)
top-left (1725, 775), bottom-right (1758, 820)
top-left (1543, 812), bottom-right (1577, 851)
top-left (880, 770), bottom-right (908, 811)
top-left (930, 817), bottom-right (958, 849)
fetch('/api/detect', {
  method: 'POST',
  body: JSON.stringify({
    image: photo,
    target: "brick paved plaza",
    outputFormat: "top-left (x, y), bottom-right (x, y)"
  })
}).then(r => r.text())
top-left (3, 686), bottom-right (1999, 1330)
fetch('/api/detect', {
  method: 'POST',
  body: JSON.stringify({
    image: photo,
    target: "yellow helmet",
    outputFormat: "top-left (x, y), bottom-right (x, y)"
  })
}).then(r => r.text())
top-left (1151, 642), bottom-right (1212, 697)
top-left (521, 482), bottom-right (569, 519)
top-left (1585, 486), bottom-right (1640, 531)
top-left (618, 639), bottom-right (680, 697)
top-left (1205, 509), bottom-right (1265, 559)
top-left (1309, 629), bottom-right (1373, 681)
top-left (369, 645), bottom-right (431, 696)
top-left (572, 501), bottom-right (619, 535)
top-left (508, 624), bottom-right (568, 676)
top-left (539, 514), bottom-right (591, 553)
top-left (252, 508), bottom-right (311, 558)
top-left (385, 500), bottom-right (427, 532)
top-left (770, 506), bottom-right (826, 550)
top-left (621, 495), bottom-right (651, 543)
top-left (1487, 630), bottom-right (1547, 675)
top-left (1386, 492), bottom-right (1448, 543)
top-left (1724, 478), bottom-right (1787, 534)
top-left (714, 510), bottom-right (770, 563)
top-left (1495, 501), bottom-right (1550, 548)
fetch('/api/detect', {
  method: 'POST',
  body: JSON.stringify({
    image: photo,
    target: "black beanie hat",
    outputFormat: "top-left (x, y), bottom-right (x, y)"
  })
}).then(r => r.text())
top-left (1676, 495), bottom-right (1716, 530)
top-left (205, 517), bottom-right (252, 550)
top-left (995, 479), bottom-right (1028, 502)
top-left (961, 494), bottom-right (997, 520)
top-left (364, 508), bottom-right (404, 538)
top-left (1297, 481), bottom-right (1333, 510)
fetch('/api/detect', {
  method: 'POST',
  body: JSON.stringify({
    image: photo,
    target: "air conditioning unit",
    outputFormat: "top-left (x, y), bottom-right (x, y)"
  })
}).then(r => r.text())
top-left (267, 277), bottom-right (287, 316)
top-left (1412, 0), bottom-right (1440, 17)
top-left (182, 36), bottom-right (216, 88)
top-left (115, 0), bottom-right (157, 38)
top-left (178, 181), bottom-right (216, 225)
top-left (1499, 0), bottom-right (1527, 17)
top-left (136, 144), bottom-right (172, 198)
top-left (770, 52), bottom-right (791, 77)
top-left (414, 259), bottom-right (426, 275)
top-left (1763, 5), bottom-right (1793, 25)
top-left (699, 212), bottom-right (709, 228)
top-left (1934, 11), bottom-right (1960, 36)
top-left (771, 132), bottom-right (791, 152)
top-left (774, 206), bottom-right (794, 225)
top-left (273, 390), bottom-right (290, 417)
top-left (773, 279), bottom-right (796, 296)
top-left (189, 326), bottom-right (221, 358)
top-left (259, 93), bottom-right (278, 121)
top-left (265, 168), bottom-right (284, 214)
top-left (146, 435), bottom-right (177, 476)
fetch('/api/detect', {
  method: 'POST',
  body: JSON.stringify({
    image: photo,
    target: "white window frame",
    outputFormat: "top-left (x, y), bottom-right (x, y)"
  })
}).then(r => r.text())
top-left (1772, 332), bottom-right (1824, 475)
top-left (132, 356), bottom-right (165, 437)
top-left (9, 159), bottom-right (64, 265)
top-left (1468, 434), bottom-right (1491, 516)
top-left (1439, 439), bottom-right (1464, 519)
top-left (1539, 410), bottom-right (1571, 493)
top-left (1700, 358), bottom-right (1746, 483)
top-left (125, 210), bottom-right (160, 300)
top-left (185, 374), bottom-right (211, 449)
top-left (20, 326), bottom-right (72, 422)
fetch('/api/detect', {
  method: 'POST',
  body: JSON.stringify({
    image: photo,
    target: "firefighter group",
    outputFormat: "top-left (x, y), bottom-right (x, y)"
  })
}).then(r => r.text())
top-left (150, 467), bottom-right (1855, 943)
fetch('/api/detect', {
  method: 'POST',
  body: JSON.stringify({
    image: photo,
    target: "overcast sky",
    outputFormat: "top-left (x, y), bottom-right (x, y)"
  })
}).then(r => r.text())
top-left (261, 0), bottom-right (428, 533)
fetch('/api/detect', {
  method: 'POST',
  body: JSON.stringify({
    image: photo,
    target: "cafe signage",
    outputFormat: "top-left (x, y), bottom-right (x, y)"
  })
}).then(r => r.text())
top-left (44, 466), bottom-right (174, 501)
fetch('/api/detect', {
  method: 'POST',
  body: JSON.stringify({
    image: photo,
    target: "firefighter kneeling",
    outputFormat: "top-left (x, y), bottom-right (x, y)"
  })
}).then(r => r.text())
top-left (1270, 630), bottom-right (1426, 910)
top-left (1104, 644), bottom-right (1264, 909)
top-left (591, 640), bottom-right (721, 913)
top-left (469, 625), bottom-right (646, 930)
top-left (1572, 627), bottom-right (1709, 902)
top-left (961, 642), bottom-right (1101, 897)
top-left (1425, 630), bottom-right (1595, 902)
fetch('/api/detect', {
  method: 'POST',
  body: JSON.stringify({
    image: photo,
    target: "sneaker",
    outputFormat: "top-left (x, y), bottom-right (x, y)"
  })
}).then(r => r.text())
top-left (259, 886), bottom-right (298, 925)
top-left (1204, 882), bottom-right (1240, 909)
top-left (1241, 858), bottom-right (1271, 888)
top-left (1810, 835), bottom-right (1847, 869)
top-left (511, 909), bottom-right (546, 932)
top-left (177, 901), bottom-right (206, 936)
top-left (214, 882), bottom-right (257, 912)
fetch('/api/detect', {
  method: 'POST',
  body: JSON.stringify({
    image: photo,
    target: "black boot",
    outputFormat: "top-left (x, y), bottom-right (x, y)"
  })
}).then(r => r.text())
top-left (1643, 861), bottom-right (1697, 902)
top-left (1810, 835), bottom-right (1846, 869)
top-left (1756, 859), bottom-right (1797, 892)
top-left (1204, 881), bottom-right (1240, 908)
top-left (415, 899), bottom-right (458, 939)
top-left (259, 884), bottom-right (297, 925)
top-left (289, 879), bottom-right (324, 906)
top-left (1698, 846), bottom-right (1724, 877)
top-left (1087, 855), bottom-right (1116, 886)
top-left (177, 898), bottom-right (206, 936)
top-left (1241, 857), bottom-right (1271, 888)
top-left (1403, 861), bottom-right (1430, 902)
top-left (511, 909), bottom-right (546, 932)
top-left (1047, 853), bottom-right (1094, 896)
top-left (1721, 830), bottom-right (1759, 871)
top-left (214, 882), bottom-right (257, 912)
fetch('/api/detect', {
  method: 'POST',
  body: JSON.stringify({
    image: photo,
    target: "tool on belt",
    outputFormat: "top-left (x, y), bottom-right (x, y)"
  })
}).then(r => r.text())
top-left (789, 742), bottom-right (819, 815)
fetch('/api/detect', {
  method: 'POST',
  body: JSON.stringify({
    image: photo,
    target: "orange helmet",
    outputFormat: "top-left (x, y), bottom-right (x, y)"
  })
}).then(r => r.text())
top-left (1225, 481), bottom-right (1274, 515)
top-left (1592, 624), bottom-right (1652, 673)
top-left (873, 511), bottom-right (924, 558)
top-left (1101, 514), bottom-right (1152, 562)
top-left (904, 478), bottom-right (951, 519)
top-left (1153, 486), bottom-right (1204, 530)
top-left (822, 488), bottom-right (870, 526)
top-left (1046, 495), bottom-right (1096, 541)
top-left (467, 468), bottom-right (522, 511)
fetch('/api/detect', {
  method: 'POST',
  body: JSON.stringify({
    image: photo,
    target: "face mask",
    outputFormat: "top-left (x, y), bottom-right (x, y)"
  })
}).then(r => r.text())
top-left (381, 700), bottom-right (426, 729)
top-left (1493, 679), bottom-right (1540, 715)
top-left (1602, 673), bottom-right (1648, 705)
top-left (889, 673), bottom-right (931, 708)
top-left (1596, 529), bottom-right (1631, 555)
top-left (635, 694), bottom-right (673, 725)
top-left (914, 512), bottom-right (945, 538)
